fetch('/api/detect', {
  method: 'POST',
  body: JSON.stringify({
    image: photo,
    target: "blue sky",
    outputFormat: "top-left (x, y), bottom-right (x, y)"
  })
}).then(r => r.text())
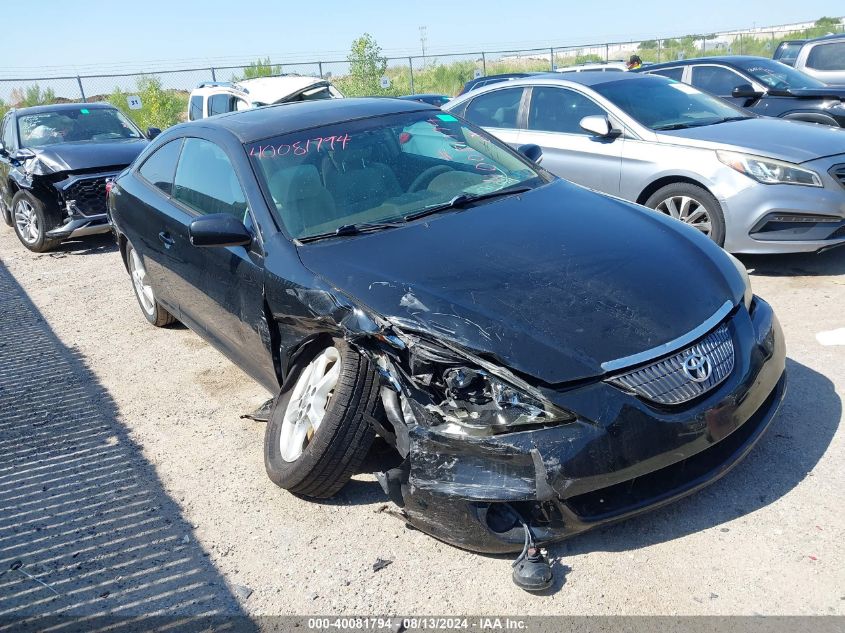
top-left (3, 1), bottom-right (843, 75)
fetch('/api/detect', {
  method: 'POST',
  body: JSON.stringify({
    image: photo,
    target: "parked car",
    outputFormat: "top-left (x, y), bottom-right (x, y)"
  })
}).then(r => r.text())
top-left (641, 56), bottom-right (845, 127)
top-left (445, 72), bottom-right (845, 254)
top-left (188, 75), bottom-right (343, 120)
top-left (398, 94), bottom-right (451, 107)
top-left (457, 72), bottom-right (541, 96)
top-left (773, 40), bottom-right (806, 67)
top-left (109, 98), bottom-right (785, 574)
top-left (0, 103), bottom-right (151, 252)
top-left (778, 34), bottom-right (845, 85)
top-left (556, 61), bottom-right (629, 73)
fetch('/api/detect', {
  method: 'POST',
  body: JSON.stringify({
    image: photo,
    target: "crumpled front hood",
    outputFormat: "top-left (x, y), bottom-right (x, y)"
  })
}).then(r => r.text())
top-left (25, 138), bottom-right (148, 175)
top-left (657, 117), bottom-right (845, 163)
top-left (297, 181), bottom-right (743, 384)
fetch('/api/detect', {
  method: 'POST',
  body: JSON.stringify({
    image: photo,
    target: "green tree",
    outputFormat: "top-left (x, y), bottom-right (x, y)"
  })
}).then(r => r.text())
top-left (14, 84), bottom-right (57, 107)
top-left (108, 76), bottom-right (187, 130)
top-left (340, 33), bottom-right (388, 96)
top-left (639, 39), bottom-right (658, 50)
top-left (236, 57), bottom-right (282, 81)
top-left (815, 16), bottom-right (840, 28)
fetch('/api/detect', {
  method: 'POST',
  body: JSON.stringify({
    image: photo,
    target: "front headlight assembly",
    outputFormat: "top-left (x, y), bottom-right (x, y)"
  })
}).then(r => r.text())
top-left (725, 252), bottom-right (753, 310)
top-left (717, 150), bottom-right (822, 187)
top-left (433, 366), bottom-right (574, 437)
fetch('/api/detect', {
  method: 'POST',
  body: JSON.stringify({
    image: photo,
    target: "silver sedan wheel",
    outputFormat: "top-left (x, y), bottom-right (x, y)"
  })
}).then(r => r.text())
top-left (14, 199), bottom-right (40, 244)
top-left (128, 248), bottom-right (156, 316)
top-left (654, 195), bottom-right (712, 236)
top-left (279, 347), bottom-right (341, 463)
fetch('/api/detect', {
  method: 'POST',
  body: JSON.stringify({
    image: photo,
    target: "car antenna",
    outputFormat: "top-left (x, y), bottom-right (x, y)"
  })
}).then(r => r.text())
top-left (510, 512), bottom-right (553, 592)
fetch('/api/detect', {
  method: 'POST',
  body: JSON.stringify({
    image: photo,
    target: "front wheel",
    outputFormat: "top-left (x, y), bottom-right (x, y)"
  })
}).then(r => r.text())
top-left (644, 183), bottom-right (726, 247)
top-left (12, 191), bottom-right (60, 252)
top-left (264, 339), bottom-right (378, 499)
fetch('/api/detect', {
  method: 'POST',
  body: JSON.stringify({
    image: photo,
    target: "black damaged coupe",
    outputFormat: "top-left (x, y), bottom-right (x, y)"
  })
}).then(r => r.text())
top-left (108, 98), bottom-right (785, 589)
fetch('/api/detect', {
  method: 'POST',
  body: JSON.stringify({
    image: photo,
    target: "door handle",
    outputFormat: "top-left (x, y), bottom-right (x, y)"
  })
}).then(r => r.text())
top-left (158, 231), bottom-right (175, 248)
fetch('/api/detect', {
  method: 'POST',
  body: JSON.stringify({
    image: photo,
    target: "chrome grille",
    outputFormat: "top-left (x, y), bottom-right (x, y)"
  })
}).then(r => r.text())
top-left (831, 164), bottom-right (845, 190)
top-left (62, 175), bottom-right (114, 216)
top-left (607, 324), bottom-right (734, 405)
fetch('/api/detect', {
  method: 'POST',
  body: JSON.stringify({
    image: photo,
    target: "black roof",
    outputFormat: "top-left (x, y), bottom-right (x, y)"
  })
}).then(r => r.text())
top-left (807, 32), bottom-right (845, 43)
top-left (9, 102), bottom-right (117, 116)
top-left (532, 71), bottom-right (659, 87)
top-left (178, 97), bottom-right (436, 143)
top-left (643, 55), bottom-right (774, 70)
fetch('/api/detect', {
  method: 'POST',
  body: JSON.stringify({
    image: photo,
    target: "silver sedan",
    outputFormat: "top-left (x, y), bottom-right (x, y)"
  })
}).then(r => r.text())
top-left (444, 72), bottom-right (845, 254)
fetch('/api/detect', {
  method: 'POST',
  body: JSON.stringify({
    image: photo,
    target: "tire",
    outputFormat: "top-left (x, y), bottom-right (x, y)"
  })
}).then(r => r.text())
top-left (644, 182), bottom-right (726, 247)
top-left (11, 191), bottom-right (60, 253)
top-left (265, 338), bottom-right (378, 499)
top-left (126, 243), bottom-right (176, 327)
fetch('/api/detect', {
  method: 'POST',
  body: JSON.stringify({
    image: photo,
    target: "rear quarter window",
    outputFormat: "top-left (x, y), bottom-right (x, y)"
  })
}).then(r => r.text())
top-left (138, 139), bottom-right (183, 195)
top-left (806, 42), bottom-right (845, 71)
top-left (649, 67), bottom-right (685, 81)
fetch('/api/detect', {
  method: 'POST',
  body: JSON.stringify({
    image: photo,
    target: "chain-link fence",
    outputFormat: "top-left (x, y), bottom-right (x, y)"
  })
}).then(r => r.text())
top-left (2, 19), bottom-right (842, 129)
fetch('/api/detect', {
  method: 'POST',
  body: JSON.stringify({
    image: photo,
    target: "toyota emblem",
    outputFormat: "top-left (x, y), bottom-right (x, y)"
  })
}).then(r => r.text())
top-left (681, 351), bottom-right (712, 383)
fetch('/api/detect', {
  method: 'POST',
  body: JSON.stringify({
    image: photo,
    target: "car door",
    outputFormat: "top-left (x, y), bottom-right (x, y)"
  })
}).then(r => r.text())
top-left (462, 86), bottom-right (526, 148)
top-left (518, 85), bottom-right (623, 195)
top-left (169, 136), bottom-right (277, 390)
top-left (688, 64), bottom-right (759, 106)
top-left (121, 138), bottom-right (186, 316)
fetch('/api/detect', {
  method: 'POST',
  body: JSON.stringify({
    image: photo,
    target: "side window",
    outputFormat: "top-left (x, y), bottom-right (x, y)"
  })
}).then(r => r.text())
top-left (173, 138), bottom-right (248, 219)
top-left (806, 42), bottom-right (845, 71)
top-left (464, 87), bottom-right (523, 129)
top-left (649, 67), bottom-right (685, 81)
top-left (208, 94), bottom-right (235, 117)
top-left (2, 115), bottom-right (15, 150)
top-left (138, 139), bottom-right (183, 195)
top-left (189, 96), bottom-right (204, 121)
top-left (527, 86), bottom-right (606, 134)
top-left (690, 66), bottom-right (746, 96)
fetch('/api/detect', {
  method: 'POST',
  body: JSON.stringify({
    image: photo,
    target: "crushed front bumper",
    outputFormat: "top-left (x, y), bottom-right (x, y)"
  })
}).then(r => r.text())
top-left (45, 212), bottom-right (111, 240)
top-left (396, 297), bottom-right (786, 553)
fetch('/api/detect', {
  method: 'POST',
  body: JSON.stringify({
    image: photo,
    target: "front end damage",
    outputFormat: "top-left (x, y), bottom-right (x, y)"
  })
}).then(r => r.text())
top-left (299, 284), bottom-right (786, 554)
top-left (44, 171), bottom-right (116, 240)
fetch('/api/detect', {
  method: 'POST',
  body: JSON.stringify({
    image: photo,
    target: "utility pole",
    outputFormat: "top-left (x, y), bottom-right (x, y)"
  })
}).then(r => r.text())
top-left (419, 26), bottom-right (428, 67)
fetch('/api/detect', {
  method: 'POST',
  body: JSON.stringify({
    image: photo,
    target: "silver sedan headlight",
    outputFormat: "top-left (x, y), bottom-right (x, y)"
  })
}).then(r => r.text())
top-left (717, 150), bottom-right (822, 187)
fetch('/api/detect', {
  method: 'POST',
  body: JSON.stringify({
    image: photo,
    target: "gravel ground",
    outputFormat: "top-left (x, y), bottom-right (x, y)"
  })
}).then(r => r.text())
top-left (0, 227), bottom-right (843, 618)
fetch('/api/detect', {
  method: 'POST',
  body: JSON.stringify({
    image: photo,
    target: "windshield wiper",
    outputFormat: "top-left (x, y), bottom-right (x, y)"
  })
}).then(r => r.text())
top-left (403, 186), bottom-right (533, 222)
top-left (710, 116), bottom-right (752, 124)
top-left (653, 123), bottom-right (695, 130)
top-left (297, 220), bottom-right (404, 243)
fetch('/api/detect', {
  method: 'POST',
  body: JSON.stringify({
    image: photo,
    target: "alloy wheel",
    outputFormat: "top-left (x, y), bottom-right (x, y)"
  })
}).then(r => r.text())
top-left (14, 199), bottom-right (40, 244)
top-left (129, 248), bottom-right (156, 316)
top-left (654, 195), bottom-right (712, 236)
top-left (279, 347), bottom-right (341, 462)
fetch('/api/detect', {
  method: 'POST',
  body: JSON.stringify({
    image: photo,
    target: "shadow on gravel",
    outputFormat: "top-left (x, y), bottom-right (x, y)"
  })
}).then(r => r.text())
top-left (0, 260), bottom-right (256, 632)
top-left (559, 357), bottom-right (840, 557)
top-left (740, 247), bottom-right (845, 277)
top-left (35, 233), bottom-right (119, 258)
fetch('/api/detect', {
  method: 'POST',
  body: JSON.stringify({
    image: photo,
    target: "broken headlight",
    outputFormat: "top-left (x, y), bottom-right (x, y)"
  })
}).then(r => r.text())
top-left (433, 366), bottom-right (575, 436)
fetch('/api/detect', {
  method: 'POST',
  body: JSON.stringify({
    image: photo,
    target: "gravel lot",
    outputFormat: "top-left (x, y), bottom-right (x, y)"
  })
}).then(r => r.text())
top-left (0, 227), bottom-right (843, 619)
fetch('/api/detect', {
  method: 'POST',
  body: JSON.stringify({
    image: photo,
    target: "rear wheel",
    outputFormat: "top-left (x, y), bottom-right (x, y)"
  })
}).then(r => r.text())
top-left (12, 191), bottom-right (60, 252)
top-left (645, 182), bottom-right (726, 247)
top-left (126, 243), bottom-right (176, 327)
top-left (264, 339), bottom-right (378, 499)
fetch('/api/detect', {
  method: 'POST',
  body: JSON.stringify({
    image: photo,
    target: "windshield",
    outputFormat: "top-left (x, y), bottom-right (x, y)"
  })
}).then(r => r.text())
top-left (592, 76), bottom-right (750, 130)
top-left (17, 107), bottom-right (142, 148)
top-left (247, 111), bottom-right (546, 239)
top-left (733, 58), bottom-right (825, 90)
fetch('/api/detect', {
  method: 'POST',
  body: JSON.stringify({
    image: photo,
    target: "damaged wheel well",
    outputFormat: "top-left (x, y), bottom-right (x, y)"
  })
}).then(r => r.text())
top-left (636, 176), bottom-right (712, 206)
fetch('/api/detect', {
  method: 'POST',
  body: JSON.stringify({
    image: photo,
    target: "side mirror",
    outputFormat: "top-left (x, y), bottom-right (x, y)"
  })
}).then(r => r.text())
top-left (517, 143), bottom-right (543, 163)
top-left (147, 127), bottom-right (162, 140)
top-left (189, 213), bottom-right (252, 248)
top-left (580, 115), bottom-right (619, 137)
top-left (731, 84), bottom-right (764, 99)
